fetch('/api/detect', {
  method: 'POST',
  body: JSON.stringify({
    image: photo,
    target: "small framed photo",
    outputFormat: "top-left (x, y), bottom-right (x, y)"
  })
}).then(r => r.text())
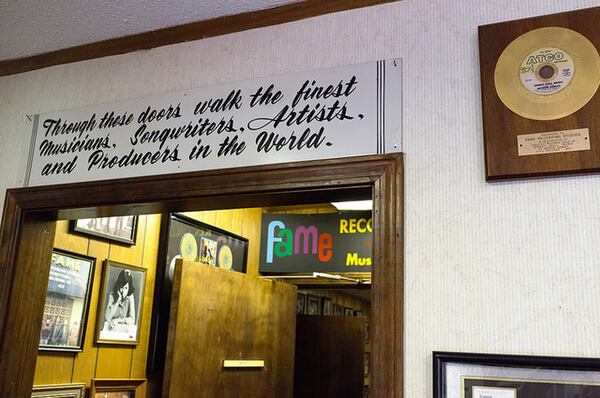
top-left (364, 352), bottom-right (370, 376)
top-left (344, 307), bottom-right (354, 316)
top-left (434, 351), bottom-right (600, 398)
top-left (333, 304), bottom-right (344, 316)
top-left (355, 310), bottom-right (364, 317)
top-left (96, 260), bottom-right (146, 345)
top-left (71, 216), bottom-right (138, 245)
top-left (90, 378), bottom-right (146, 397)
top-left (322, 297), bottom-right (333, 316)
top-left (297, 292), bottom-right (307, 314)
top-left (40, 249), bottom-right (95, 352)
top-left (32, 383), bottom-right (85, 398)
top-left (306, 295), bottom-right (321, 315)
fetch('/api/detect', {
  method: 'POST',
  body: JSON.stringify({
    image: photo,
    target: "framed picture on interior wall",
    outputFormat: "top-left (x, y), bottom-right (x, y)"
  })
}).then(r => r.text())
top-left (307, 295), bottom-right (321, 315)
top-left (96, 260), bottom-right (146, 345)
top-left (32, 383), bottom-right (86, 398)
top-left (297, 292), bottom-right (307, 314)
top-left (344, 307), bottom-right (354, 316)
top-left (147, 212), bottom-right (249, 373)
top-left (333, 304), bottom-right (344, 316)
top-left (355, 310), bottom-right (364, 317)
top-left (433, 351), bottom-right (600, 398)
top-left (364, 352), bottom-right (370, 376)
top-left (39, 249), bottom-right (95, 352)
top-left (71, 215), bottom-right (138, 245)
top-left (90, 378), bottom-right (146, 397)
top-left (322, 297), bottom-right (333, 316)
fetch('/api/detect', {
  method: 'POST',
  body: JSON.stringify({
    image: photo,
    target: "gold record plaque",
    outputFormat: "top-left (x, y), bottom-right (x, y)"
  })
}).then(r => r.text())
top-left (479, 7), bottom-right (600, 180)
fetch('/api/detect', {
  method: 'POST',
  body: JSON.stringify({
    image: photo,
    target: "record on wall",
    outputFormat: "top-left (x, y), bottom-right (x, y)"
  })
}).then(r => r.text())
top-left (479, 6), bottom-right (600, 180)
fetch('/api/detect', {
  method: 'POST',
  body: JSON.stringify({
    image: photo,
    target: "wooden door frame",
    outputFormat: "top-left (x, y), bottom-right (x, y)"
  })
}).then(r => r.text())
top-left (0, 153), bottom-right (403, 397)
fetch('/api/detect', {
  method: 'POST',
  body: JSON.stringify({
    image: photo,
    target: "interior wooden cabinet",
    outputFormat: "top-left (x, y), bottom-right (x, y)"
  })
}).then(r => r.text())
top-left (0, 154), bottom-right (403, 397)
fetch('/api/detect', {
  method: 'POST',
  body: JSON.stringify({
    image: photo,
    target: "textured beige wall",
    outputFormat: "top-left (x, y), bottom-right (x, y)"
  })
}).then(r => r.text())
top-left (1, 1), bottom-right (600, 396)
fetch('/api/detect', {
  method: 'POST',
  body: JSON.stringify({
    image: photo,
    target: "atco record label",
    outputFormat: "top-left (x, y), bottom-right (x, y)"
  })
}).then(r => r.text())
top-left (517, 128), bottom-right (590, 156)
top-left (520, 47), bottom-right (574, 95)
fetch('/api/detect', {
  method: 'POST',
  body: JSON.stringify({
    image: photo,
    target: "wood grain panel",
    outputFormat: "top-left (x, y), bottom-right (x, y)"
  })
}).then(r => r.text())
top-left (215, 209), bottom-right (233, 231)
top-left (131, 214), bottom-right (161, 379)
top-left (71, 239), bottom-right (109, 386)
top-left (0, 0), bottom-right (399, 77)
top-left (33, 353), bottom-right (75, 385)
top-left (163, 260), bottom-right (296, 398)
top-left (108, 216), bottom-right (146, 265)
top-left (95, 347), bottom-right (133, 378)
top-left (294, 315), bottom-right (365, 397)
top-left (53, 221), bottom-right (88, 253)
top-left (0, 212), bottom-right (56, 396)
top-left (230, 209), bottom-right (244, 236)
top-left (242, 208), bottom-right (263, 277)
top-left (479, 6), bottom-right (600, 180)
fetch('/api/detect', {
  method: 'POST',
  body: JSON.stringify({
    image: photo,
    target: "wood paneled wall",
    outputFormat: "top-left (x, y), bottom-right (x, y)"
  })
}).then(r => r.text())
top-left (34, 206), bottom-right (368, 394)
top-left (33, 207), bottom-right (264, 395)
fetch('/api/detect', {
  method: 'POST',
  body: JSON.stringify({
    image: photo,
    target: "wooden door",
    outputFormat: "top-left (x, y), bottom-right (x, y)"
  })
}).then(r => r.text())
top-left (294, 315), bottom-right (366, 398)
top-left (163, 260), bottom-right (297, 397)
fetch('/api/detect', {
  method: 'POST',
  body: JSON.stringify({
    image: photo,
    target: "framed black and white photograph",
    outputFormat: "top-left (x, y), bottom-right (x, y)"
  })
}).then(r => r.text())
top-left (434, 351), bottom-right (600, 398)
top-left (297, 292), bottom-right (307, 314)
top-left (90, 378), bottom-right (146, 398)
top-left (39, 249), bottom-right (95, 352)
top-left (96, 260), bottom-right (146, 345)
top-left (71, 215), bottom-right (138, 245)
top-left (333, 304), bottom-right (344, 316)
top-left (344, 307), bottom-right (354, 316)
top-left (32, 383), bottom-right (86, 398)
top-left (147, 212), bottom-right (249, 373)
top-left (322, 297), bottom-right (333, 316)
top-left (307, 295), bottom-right (321, 315)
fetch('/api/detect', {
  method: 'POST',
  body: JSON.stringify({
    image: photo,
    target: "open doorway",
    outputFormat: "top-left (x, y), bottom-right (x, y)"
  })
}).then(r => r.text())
top-left (0, 154), bottom-right (403, 397)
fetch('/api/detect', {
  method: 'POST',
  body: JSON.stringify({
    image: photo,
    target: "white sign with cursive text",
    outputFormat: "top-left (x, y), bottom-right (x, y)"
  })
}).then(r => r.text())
top-left (25, 59), bottom-right (401, 187)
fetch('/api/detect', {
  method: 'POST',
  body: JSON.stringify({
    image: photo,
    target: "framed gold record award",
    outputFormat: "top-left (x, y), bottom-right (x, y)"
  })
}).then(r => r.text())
top-left (479, 7), bottom-right (600, 180)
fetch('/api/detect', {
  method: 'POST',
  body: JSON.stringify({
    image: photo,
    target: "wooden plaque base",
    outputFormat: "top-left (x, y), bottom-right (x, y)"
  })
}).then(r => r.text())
top-left (479, 6), bottom-right (600, 180)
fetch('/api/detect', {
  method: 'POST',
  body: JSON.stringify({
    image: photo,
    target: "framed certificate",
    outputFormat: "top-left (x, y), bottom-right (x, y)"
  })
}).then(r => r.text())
top-left (434, 351), bottom-right (600, 398)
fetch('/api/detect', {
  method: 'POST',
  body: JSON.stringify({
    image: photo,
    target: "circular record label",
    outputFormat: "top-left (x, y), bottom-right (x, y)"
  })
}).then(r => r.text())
top-left (218, 245), bottom-right (233, 270)
top-left (520, 47), bottom-right (574, 95)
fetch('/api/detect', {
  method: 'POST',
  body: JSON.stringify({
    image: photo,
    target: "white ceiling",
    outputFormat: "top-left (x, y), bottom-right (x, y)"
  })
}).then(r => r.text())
top-left (0, 0), bottom-right (299, 62)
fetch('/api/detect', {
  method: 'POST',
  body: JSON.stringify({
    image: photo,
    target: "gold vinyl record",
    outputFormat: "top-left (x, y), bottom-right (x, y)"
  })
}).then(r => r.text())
top-left (218, 245), bottom-right (233, 270)
top-left (494, 27), bottom-right (600, 120)
top-left (179, 233), bottom-right (198, 261)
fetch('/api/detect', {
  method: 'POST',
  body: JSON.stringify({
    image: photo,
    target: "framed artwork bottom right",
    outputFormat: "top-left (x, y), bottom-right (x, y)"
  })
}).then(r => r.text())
top-left (434, 351), bottom-right (600, 398)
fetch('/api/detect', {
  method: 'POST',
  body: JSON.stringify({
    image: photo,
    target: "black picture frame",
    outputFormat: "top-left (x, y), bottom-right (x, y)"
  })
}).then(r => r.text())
top-left (95, 260), bottom-right (146, 345)
top-left (39, 249), bottom-right (95, 352)
top-left (70, 216), bottom-right (138, 245)
top-left (147, 212), bottom-right (249, 373)
top-left (306, 295), bottom-right (321, 315)
top-left (333, 304), bottom-right (344, 316)
top-left (322, 297), bottom-right (333, 316)
top-left (297, 292), bottom-right (307, 314)
top-left (433, 351), bottom-right (600, 398)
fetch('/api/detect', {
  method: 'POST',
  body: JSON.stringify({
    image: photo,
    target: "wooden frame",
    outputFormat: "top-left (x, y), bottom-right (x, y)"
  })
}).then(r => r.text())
top-left (0, 153), bottom-right (403, 397)
top-left (70, 215), bottom-right (138, 245)
top-left (95, 260), bottom-right (147, 345)
top-left (433, 351), bottom-right (600, 398)
top-left (90, 378), bottom-right (146, 397)
top-left (39, 249), bottom-right (95, 352)
top-left (32, 383), bottom-right (86, 398)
